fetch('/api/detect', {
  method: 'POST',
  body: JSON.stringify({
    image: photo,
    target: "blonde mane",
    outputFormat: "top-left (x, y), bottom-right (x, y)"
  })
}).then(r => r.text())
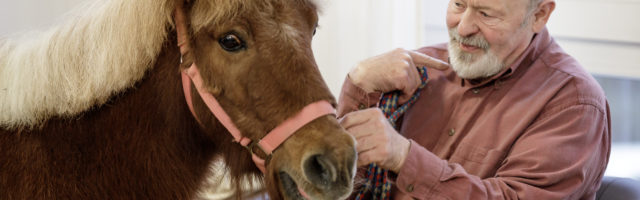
top-left (0, 0), bottom-right (179, 129)
top-left (0, 0), bottom-right (304, 129)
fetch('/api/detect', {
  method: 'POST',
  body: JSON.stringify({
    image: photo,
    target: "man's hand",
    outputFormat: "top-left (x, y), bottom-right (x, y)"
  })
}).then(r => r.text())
top-left (339, 108), bottom-right (411, 172)
top-left (349, 48), bottom-right (449, 104)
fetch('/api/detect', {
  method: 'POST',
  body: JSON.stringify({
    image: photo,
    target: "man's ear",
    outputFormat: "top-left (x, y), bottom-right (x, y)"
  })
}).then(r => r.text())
top-left (531, 0), bottom-right (556, 33)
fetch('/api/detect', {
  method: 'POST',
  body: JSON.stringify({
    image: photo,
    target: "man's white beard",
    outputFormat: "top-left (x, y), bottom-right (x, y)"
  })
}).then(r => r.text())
top-left (447, 28), bottom-right (505, 80)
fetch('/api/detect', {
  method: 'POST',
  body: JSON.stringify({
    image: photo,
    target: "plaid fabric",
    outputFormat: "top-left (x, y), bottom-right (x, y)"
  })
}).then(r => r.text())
top-left (355, 67), bottom-right (429, 200)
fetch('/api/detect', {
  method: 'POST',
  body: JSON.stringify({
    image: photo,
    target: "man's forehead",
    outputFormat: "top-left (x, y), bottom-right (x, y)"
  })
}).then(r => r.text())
top-left (464, 0), bottom-right (527, 11)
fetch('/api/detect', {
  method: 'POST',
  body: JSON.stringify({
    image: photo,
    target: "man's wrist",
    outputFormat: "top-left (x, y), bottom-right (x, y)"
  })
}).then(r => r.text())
top-left (392, 138), bottom-right (412, 172)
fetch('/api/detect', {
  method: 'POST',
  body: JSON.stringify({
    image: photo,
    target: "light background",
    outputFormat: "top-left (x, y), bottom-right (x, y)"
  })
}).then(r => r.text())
top-left (2, 0), bottom-right (639, 179)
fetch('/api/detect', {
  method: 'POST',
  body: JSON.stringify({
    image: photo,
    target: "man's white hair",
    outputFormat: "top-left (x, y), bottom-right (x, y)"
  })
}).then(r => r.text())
top-left (528, 0), bottom-right (543, 11)
top-left (522, 0), bottom-right (543, 27)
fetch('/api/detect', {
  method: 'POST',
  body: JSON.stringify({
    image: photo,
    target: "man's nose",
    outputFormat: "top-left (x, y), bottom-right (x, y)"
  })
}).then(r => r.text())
top-left (457, 11), bottom-right (479, 37)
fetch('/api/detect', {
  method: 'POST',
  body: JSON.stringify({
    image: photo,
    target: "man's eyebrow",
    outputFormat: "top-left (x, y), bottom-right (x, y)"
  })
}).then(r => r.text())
top-left (471, 4), bottom-right (495, 11)
top-left (471, 4), bottom-right (505, 15)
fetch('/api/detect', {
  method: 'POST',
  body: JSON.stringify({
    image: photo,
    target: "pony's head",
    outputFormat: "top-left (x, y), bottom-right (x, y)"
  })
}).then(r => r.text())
top-left (180, 0), bottom-right (356, 199)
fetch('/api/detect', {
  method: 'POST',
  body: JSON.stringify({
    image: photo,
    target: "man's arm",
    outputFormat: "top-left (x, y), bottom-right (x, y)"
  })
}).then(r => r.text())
top-left (337, 49), bottom-right (449, 171)
top-left (394, 103), bottom-right (610, 199)
top-left (336, 76), bottom-right (381, 118)
top-left (337, 48), bottom-right (449, 118)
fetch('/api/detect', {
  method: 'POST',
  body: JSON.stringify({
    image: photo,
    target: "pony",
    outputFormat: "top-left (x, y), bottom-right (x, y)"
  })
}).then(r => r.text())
top-left (0, 0), bottom-right (356, 199)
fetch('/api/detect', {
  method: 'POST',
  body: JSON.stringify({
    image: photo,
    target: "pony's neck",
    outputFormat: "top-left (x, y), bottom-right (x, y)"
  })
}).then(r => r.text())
top-left (0, 0), bottom-right (175, 129)
top-left (0, 39), bottom-right (223, 199)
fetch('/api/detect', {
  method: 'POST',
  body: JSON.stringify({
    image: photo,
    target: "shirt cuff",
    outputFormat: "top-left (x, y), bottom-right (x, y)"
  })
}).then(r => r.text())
top-left (336, 75), bottom-right (382, 117)
top-left (395, 139), bottom-right (446, 196)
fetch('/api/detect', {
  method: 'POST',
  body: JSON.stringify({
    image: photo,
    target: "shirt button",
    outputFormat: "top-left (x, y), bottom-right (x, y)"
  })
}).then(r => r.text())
top-left (448, 128), bottom-right (455, 136)
top-left (358, 103), bottom-right (366, 110)
top-left (472, 89), bottom-right (480, 94)
top-left (406, 184), bottom-right (414, 192)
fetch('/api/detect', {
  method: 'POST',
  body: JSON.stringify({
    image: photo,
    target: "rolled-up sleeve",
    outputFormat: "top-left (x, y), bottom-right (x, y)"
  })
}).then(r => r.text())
top-left (337, 76), bottom-right (382, 118)
top-left (395, 103), bottom-right (610, 199)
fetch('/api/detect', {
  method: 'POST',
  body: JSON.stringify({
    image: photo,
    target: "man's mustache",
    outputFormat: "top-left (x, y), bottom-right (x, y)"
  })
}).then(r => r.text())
top-left (448, 28), bottom-right (490, 50)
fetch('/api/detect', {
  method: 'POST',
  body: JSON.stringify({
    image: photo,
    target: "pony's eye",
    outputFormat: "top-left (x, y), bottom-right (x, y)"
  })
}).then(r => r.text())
top-left (218, 33), bottom-right (246, 52)
top-left (313, 24), bottom-right (319, 36)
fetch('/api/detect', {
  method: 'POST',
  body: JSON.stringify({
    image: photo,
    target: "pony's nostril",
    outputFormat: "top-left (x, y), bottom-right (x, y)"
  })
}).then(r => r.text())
top-left (303, 154), bottom-right (337, 188)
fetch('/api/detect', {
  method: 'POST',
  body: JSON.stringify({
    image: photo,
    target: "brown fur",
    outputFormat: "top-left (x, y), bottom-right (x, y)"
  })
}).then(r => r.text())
top-left (0, 0), bottom-right (355, 199)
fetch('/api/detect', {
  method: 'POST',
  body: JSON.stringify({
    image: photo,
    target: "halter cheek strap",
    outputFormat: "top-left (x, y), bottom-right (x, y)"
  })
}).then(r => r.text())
top-left (175, 4), bottom-right (335, 173)
top-left (181, 63), bottom-right (335, 173)
top-left (181, 66), bottom-right (251, 146)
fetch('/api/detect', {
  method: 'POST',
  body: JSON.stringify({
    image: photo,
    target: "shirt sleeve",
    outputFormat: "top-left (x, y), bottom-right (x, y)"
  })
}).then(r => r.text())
top-left (336, 75), bottom-right (382, 118)
top-left (394, 103), bottom-right (610, 199)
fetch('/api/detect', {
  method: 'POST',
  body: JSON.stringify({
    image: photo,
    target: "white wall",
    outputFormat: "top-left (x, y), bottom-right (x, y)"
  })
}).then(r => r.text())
top-left (0, 0), bottom-right (86, 36)
top-left (312, 0), bottom-right (424, 96)
top-left (548, 0), bottom-right (640, 79)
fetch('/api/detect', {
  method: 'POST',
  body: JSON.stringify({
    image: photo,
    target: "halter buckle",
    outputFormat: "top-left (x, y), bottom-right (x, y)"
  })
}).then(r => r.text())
top-left (245, 141), bottom-right (271, 161)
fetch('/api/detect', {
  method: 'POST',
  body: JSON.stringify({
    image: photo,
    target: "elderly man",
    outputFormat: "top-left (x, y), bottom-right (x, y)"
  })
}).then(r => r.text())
top-left (338, 0), bottom-right (610, 199)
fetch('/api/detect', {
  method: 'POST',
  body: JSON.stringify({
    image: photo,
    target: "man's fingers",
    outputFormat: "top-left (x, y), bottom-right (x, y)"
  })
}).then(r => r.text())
top-left (398, 92), bottom-right (415, 105)
top-left (345, 120), bottom-right (375, 140)
top-left (338, 110), bottom-right (370, 130)
top-left (409, 51), bottom-right (449, 70)
top-left (340, 109), bottom-right (382, 139)
top-left (356, 150), bottom-right (381, 167)
top-left (354, 135), bottom-right (377, 153)
top-left (399, 65), bottom-right (421, 104)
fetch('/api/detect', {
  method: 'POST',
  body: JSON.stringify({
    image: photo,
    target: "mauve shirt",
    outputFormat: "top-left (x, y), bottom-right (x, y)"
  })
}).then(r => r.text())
top-left (337, 28), bottom-right (611, 200)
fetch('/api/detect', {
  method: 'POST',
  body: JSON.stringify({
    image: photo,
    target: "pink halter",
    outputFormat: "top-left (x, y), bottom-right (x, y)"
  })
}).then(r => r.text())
top-left (174, 4), bottom-right (335, 173)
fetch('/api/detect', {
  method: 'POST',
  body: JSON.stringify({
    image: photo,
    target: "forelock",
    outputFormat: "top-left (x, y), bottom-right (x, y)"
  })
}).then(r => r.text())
top-left (189, 0), bottom-right (318, 34)
top-left (189, 0), bottom-right (249, 33)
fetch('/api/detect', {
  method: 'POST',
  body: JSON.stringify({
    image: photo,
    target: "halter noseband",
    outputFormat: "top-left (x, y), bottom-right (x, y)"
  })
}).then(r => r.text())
top-left (174, 3), bottom-right (335, 173)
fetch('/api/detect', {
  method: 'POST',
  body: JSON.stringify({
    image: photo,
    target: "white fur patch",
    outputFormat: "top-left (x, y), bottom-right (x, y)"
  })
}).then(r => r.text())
top-left (0, 0), bottom-right (175, 129)
top-left (281, 23), bottom-right (303, 42)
